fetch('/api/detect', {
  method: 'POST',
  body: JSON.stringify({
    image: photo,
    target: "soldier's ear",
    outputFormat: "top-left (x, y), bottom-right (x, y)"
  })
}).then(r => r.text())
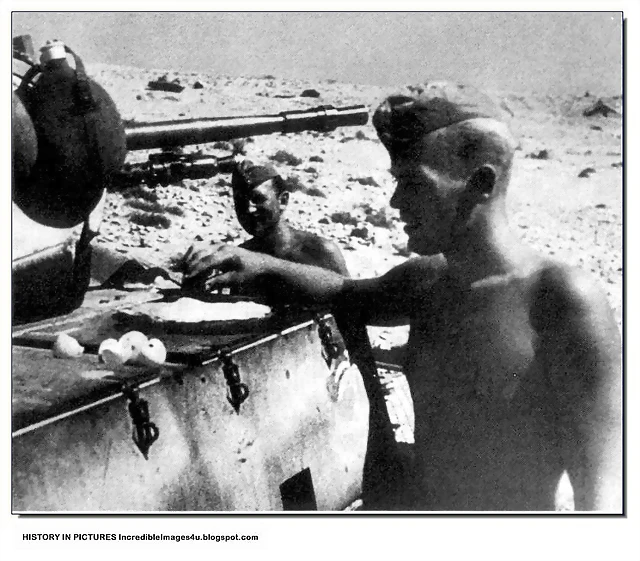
top-left (467, 165), bottom-right (497, 199)
top-left (456, 165), bottom-right (497, 221)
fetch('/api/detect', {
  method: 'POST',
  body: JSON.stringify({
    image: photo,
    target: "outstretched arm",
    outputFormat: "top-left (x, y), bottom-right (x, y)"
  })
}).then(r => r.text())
top-left (181, 243), bottom-right (442, 325)
top-left (531, 264), bottom-right (622, 512)
top-left (183, 243), bottom-right (349, 305)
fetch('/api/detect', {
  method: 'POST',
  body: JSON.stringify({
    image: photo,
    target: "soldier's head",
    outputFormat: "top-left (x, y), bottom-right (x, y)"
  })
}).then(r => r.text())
top-left (231, 160), bottom-right (289, 237)
top-left (373, 82), bottom-right (517, 255)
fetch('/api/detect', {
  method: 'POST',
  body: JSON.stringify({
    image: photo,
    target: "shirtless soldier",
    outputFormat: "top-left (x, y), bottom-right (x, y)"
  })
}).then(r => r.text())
top-left (183, 83), bottom-right (622, 511)
top-left (230, 159), bottom-right (348, 273)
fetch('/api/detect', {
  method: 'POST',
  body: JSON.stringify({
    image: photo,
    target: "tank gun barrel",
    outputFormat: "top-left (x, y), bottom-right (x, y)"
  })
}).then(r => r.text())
top-left (125, 104), bottom-right (369, 151)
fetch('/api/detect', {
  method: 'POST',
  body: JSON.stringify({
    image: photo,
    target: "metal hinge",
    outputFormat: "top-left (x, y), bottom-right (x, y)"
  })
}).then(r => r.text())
top-left (314, 313), bottom-right (342, 367)
top-left (220, 351), bottom-right (249, 414)
top-left (121, 381), bottom-right (159, 460)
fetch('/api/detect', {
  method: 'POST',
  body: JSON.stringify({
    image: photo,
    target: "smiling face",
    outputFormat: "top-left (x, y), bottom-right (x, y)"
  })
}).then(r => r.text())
top-left (233, 179), bottom-right (288, 237)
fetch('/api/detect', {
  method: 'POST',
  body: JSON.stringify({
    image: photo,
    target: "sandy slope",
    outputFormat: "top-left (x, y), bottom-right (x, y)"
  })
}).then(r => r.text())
top-left (89, 64), bottom-right (623, 353)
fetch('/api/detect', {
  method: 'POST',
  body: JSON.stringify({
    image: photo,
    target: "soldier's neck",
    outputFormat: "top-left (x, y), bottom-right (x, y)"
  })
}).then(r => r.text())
top-left (254, 221), bottom-right (293, 254)
top-left (444, 211), bottom-right (534, 287)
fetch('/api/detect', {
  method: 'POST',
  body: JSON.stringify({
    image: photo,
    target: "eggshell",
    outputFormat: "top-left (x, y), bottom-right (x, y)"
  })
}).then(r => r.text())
top-left (98, 338), bottom-right (119, 356)
top-left (52, 333), bottom-right (84, 358)
top-left (138, 338), bottom-right (167, 367)
top-left (98, 339), bottom-right (127, 368)
top-left (119, 331), bottom-right (148, 364)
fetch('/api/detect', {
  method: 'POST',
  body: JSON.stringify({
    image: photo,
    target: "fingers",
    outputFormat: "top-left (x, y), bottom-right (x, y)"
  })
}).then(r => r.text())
top-left (183, 248), bottom-right (217, 279)
top-left (179, 244), bottom-right (256, 296)
top-left (181, 268), bottom-right (237, 295)
top-left (204, 269), bottom-right (246, 293)
top-left (183, 257), bottom-right (214, 280)
top-left (182, 244), bottom-right (238, 280)
top-left (182, 242), bottom-right (217, 267)
top-left (182, 244), bottom-right (196, 268)
top-left (181, 271), bottom-right (209, 294)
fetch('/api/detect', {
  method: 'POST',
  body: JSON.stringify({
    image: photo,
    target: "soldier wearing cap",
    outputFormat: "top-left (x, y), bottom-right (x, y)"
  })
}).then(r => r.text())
top-left (184, 82), bottom-right (622, 511)
top-left (229, 159), bottom-right (348, 275)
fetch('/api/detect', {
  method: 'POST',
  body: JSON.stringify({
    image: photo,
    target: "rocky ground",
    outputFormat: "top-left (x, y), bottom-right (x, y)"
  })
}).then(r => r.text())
top-left (90, 63), bottom-right (623, 356)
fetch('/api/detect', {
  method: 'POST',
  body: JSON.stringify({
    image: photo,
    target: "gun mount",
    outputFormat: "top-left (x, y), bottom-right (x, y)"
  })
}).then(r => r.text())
top-left (115, 105), bottom-right (369, 188)
top-left (115, 151), bottom-right (236, 188)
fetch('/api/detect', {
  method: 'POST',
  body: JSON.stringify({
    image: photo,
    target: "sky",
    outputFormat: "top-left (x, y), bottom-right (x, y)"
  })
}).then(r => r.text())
top-left (11, 11), bottom-right (623, 96)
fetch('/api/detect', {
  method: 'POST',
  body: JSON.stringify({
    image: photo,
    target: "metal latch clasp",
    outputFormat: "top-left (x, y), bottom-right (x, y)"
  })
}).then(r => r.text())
top-left (122, 381), bottom-right (159, 460)
top-left (314, 313), bottom-right (341, 367)
top-left (221, 351), bottom-right (249, 414)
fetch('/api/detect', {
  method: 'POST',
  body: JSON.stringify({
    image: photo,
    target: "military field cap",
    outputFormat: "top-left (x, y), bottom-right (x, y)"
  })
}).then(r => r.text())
top-left (373, 81), bottom-right (506, 155)
top-left (232, 159), bottom-right (281, 191)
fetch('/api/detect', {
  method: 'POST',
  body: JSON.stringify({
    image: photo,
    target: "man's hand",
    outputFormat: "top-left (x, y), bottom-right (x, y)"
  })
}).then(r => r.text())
top-left (181, 243), bottom-right (273, 292)
top-left (181, 242), bottom-right (352, 306)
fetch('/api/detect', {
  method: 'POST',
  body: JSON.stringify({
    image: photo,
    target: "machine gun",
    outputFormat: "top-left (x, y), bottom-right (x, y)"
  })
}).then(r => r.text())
top-left (115, 104), bottom-right (368, 188)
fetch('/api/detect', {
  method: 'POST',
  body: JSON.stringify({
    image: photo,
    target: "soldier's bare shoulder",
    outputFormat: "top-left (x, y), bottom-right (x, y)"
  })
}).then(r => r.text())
top-left (529, 258), bottom-right (615, 333)
top-left (292, 228), bottom-right (338, 253)
top-left (287, 228), bottom-right (346, 270)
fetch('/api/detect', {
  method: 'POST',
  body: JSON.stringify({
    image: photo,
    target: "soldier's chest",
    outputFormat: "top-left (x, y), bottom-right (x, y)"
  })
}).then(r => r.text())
top-left (405, 282), bottom-right (544, 412)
